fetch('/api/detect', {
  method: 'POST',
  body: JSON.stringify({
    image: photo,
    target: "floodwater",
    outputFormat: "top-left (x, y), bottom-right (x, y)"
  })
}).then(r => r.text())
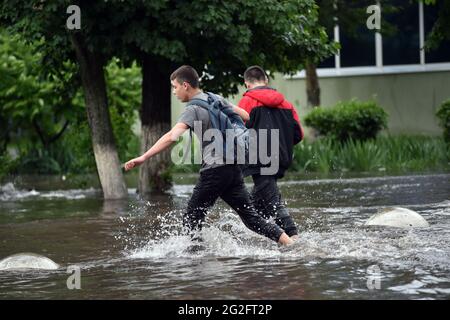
top-left (0, 173), bottom-right (449, 299)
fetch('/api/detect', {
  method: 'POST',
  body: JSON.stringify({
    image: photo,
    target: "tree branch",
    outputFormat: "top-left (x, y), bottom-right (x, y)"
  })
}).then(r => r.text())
top-left (48, 120), bottom-right (69, 144)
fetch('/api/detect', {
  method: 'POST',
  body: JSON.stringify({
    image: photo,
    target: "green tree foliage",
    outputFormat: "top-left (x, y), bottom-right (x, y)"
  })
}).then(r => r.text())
top-left (1, 0), bottom-right (335, 93)
top-left (94, 0), bottom-right (336, 93)
top-left (0, 31), bottom-right (141, 175)
top-left (0, 0), bottom-right (336, 191)
top-left (0, 30), bottom-right (79, 163)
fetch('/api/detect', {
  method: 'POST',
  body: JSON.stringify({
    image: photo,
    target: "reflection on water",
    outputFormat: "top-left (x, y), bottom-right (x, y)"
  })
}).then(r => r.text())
top-left (0, 173), bottom-right (449, 299)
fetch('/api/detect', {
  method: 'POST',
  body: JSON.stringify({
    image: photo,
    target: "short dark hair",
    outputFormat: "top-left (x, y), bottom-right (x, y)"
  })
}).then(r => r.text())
top-left (170, 65), bottom-right (200, 88)
top-left (243, 65), bottom-right (268, 83)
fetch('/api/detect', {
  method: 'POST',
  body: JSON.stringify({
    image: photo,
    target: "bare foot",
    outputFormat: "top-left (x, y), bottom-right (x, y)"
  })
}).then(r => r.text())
top-left (278, 233), bottom-right (294, 246)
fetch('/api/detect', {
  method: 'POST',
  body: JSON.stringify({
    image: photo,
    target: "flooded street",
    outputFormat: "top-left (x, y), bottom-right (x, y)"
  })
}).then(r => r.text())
top-left (0, 173), bottom-right (449, 299)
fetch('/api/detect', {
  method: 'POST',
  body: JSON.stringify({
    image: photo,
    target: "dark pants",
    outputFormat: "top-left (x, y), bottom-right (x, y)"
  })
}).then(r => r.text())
top-left (183, 165), bottom-right (283, 242)
top-left (250, 174), bottom-right (298, 237)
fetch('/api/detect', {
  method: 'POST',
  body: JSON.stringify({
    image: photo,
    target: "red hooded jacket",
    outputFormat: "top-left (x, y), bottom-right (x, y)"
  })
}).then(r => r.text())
top-left (238, 86), bottom-right (304, 178)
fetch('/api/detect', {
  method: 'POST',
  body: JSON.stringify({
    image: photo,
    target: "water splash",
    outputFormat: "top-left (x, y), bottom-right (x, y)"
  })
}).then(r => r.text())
top-left (125, 202), bottom-right (450, 271)
top-left (126, 209), bottom-right (283, 260)
top-left (0, 182), bottom-right (99, 201)
top-left (0, 183), bottom-right (40, 201)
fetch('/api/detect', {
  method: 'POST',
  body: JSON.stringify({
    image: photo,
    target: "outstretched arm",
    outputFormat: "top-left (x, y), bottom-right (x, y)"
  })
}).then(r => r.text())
top-left (124, 122), bottom-right (189, 171)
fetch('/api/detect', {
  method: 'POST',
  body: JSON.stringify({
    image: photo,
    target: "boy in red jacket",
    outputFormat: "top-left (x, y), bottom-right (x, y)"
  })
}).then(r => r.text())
top-left (238, 66), bottom-right (304, 240)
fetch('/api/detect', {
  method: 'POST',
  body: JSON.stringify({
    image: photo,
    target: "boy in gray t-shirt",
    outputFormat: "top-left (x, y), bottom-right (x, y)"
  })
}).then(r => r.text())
top-left (124, 65), bottom-right (294, 247)
top-left (178, 91), bottom-right (232, 171)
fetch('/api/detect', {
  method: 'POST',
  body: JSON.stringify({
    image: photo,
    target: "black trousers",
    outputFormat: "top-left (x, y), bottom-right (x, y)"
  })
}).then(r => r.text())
top-left (250, 174), bottom-right (298, 237)
top-left (183, 165), bottom-right (283, 242)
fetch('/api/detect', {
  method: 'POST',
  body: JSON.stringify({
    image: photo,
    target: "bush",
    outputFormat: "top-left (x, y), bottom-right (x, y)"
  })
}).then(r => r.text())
top-left (436, 100), bottom-right (450, 144)
top-left (304, 99), bottom-right (388, 141)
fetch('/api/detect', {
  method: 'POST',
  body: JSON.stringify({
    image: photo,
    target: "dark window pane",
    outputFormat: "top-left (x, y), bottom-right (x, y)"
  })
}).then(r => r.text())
top-left (424, 3), bottom-right (450, 63)
top-left (383, 0), bottom-right (420, 65)
top-left (340, 26), bottom-right (376, 67)
top-left (318, 55), bottom-right (335, 68)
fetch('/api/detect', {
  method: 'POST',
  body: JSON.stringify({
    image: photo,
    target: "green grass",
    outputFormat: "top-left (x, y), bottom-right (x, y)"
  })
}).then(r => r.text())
top-left (292, 135), bottom-right (450, 174)
top-left (150, 135), bottom-right (450, 175)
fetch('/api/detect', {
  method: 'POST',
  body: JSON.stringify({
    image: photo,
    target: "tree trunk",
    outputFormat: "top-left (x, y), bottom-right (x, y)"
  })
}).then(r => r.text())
top-left (138, 54), bottom-right (172, 195)
top-left (70, 35), bottom-right (127, 199)
top-left (305, 61), bottom-right (321, 108)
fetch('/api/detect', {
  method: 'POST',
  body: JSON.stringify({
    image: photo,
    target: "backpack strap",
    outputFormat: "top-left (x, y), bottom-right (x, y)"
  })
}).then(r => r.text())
top-left (186, 98), bottom-right (211, 110)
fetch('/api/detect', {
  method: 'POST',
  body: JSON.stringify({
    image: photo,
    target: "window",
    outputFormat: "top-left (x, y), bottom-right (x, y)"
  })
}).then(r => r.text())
top-left (340, 25), bottom-right (376, 67)
top-left (290, 1), bottom-right (450, 79)
top-left (383, 0), bottom-right (420, 65)
top-left (424, 2), bottom-right (450, 63)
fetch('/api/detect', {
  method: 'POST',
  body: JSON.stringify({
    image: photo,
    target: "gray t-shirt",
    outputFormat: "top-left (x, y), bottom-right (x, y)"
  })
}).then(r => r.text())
top-left (178, 92), bottom-right (233, 171)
